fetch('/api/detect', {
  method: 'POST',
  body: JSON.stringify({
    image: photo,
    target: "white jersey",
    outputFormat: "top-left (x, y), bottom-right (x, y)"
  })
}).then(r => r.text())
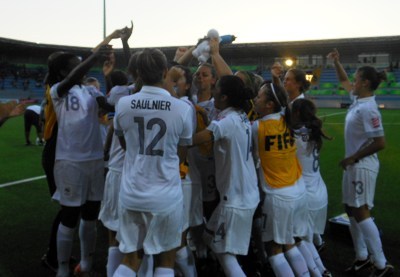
top-left (108, 85), bottom-right (130, 106)
top-left (180, 96), bottom-right (197, 133)
top-left (51, 83), bottom-right (104, 161)
top-left (108, 86), bottom-right (131, 172)
top-left (345, 95), bottom-right (384, 171)
top-left (197, 98), bottom-right (219, 121)
top-left (296, 138), bottom-right (328, 210)
top-left (207, 107), bottom-right (259, 209)
top-left (26, 105), bottom-right (41, 114)
top-left (114, 86), bottom-right (193, 212)
top-left (289, 93), bottom-right (305, 108)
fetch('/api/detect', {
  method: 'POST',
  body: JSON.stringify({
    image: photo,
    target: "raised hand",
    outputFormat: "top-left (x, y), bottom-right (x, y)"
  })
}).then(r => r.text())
top-left (103, 52), bottom-right (116, 77)
top-left (120, 20), bottom-right (134, 42)
top-left (327, 48), bottom-right (340, 62)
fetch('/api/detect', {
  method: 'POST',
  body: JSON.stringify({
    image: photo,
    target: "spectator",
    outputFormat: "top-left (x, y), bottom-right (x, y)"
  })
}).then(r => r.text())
top-left (23, 104), bottom-right (43, 145)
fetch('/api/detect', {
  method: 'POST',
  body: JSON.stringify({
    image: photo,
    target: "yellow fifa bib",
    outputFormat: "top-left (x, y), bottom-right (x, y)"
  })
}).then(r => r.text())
top-left (257, 117), bottom-right (301, 188)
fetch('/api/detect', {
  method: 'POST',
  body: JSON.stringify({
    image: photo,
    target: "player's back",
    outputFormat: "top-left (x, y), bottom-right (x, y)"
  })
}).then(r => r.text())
top-left (115, 86), bottom-right (193, 212)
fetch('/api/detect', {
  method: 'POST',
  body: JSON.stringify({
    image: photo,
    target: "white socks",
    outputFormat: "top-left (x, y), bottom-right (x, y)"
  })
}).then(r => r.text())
top-left (175, 246), bottom-right (197, 277)
top-left (349, 217), bottom-right (368, 260)
top-left (56, 224), bottom-right (75, 277)
top-left (284, 246), bottom-right (310, 277)
top-left (107, 246), bottom-right (124, 277)
top-left (305, 240), bottom-right (326, 274)
top-left (297, 241), bottom-right (322, 277)
top-left (269, 253), bottom-right (295, 277)
top-left (358, 218), bottom-right (387, 269)
top-left (113, 264), bottom-right (136, 277)
top-left (215, 253), bottom-right (246, 277)
top-left (154, 267), bottom-right (174, 277)
top-left (79, 219), bottom-right (97, 272)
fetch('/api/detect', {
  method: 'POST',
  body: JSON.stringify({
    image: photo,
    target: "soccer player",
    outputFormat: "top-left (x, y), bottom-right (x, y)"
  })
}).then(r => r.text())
top-left (252, 82), bottom-right (309, 277)
top-left (49, 45), bottom-right (113, 277)
top-left (283, 68), bottom-right (310, 106)
top-left (23, 104), bottom-right (43, 145)
top-left (292, 98), bottom-right (332, 277)
top-left (112, 48), bottom-right (193, 277)
top-left (98, 76), bottom-right (130, 277)
top-left (171, 64), bottom-right (199, 277)
top-left (328, 48), bottom-right (394, 276)
top-left (193, 75), bottom-right (260, 277)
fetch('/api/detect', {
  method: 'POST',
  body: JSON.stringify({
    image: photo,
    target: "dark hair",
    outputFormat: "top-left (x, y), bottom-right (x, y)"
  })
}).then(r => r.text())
top-left (135, 48), bottom-right (168, 85)
top-left (218, 75), bottom-right (252, 112)
top-left (110, 70), bottom-right (128, 87)
top-left (287, 68), bottom-right (310, 92)
top-left (357, 66), bottom-right (387, 91)
top-left (174, 65), bottom-right (193, 100)
top-left (236, 70), bottom-right (264, 99)
top-left (45, 52), bottom-right (78, 87)
top-left (260, 81), bottom-right (292, 131)
top-left (84, 77), bottom-right (99, 84)
top-left (291, 98), bottom-right (332, 151)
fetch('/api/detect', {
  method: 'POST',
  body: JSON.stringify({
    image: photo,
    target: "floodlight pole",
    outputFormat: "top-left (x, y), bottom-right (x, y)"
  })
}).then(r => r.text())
top-left (103, 0), bottom-right (106, 39)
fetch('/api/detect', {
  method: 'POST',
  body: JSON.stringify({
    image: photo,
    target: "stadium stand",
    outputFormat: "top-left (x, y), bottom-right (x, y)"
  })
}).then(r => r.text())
top-left (1, 35), bottom-right (400, 107)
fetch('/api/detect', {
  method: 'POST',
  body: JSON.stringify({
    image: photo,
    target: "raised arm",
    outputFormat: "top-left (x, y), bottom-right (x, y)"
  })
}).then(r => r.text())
top-left (163, 66), bottom-right (185, 97)
top-left (176, 46), bottom-right (195, 66)
top-left (120, 20), bottom-right (134, 66)
top-left (102, 52), bottom-right (116, 94)
top-left (327, 48), bottom-right (352, 93)
top-left (91, 29), bottom-right (121, 53)
top-left (57, 45), bottom-right (113, 97)
top-left (210, 37), bottom-right (233, 77)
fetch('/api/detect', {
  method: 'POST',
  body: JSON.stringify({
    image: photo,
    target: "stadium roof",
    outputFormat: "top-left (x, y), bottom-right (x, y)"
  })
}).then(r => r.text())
top-left (1, 35), bottom-right (400, 65)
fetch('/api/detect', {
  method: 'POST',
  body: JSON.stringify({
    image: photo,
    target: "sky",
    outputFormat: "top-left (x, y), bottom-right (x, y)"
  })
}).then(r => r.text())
top-left (0, 0), bottom-right (399, 49)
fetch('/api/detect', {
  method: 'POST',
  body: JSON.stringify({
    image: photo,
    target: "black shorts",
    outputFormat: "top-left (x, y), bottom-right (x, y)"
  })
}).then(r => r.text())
top-left (24, 109), bottom-right (41, 133)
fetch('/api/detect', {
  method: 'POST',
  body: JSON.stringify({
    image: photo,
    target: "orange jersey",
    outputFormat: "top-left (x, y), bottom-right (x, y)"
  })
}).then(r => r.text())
top-left (257, 116), bottom-right (301, 188)
top-left (43, 85), bottom-right (57, 140)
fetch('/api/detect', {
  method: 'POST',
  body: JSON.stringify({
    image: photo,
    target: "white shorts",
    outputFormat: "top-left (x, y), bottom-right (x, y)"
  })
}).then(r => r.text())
top-left (53, 159), bottom-right (104, 206)
top-left (190, 152), bottom-right (218, 202)
top-left (190, 179), bottom-right (203, 227)
top-left (182, 177), bottom-right (191, 231)
top-left (342, 166), bottom-right (377, 209)
top-left (262, 191), bottom-right (308, 245)
top-left (305, 204), bottom-right (327, 242)
top-left (204, 204), bottom-right (256, 255)
top-left (98, 169), bottom-right (121, 231)
top-left (182, 175), bottom-right (203, 228)
top-left (117, 200), bottom-right (184, 255)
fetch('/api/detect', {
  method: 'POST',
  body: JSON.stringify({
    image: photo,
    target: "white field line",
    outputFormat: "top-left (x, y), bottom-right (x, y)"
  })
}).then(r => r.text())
top-left (0, 109), bottom-right (398, 188)
top-left (320, 111), bottom-right (347, 117)
top-left (0, 175), bottom-right (46, 188)
top-left (320, 111), bottom-right (400, 125)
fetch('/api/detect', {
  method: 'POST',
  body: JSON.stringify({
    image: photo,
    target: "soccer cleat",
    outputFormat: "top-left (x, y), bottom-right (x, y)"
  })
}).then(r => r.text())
top-left (345, 258), bottom-right (373, 274)
top-left (369, 264), bottom-right (394, 277)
